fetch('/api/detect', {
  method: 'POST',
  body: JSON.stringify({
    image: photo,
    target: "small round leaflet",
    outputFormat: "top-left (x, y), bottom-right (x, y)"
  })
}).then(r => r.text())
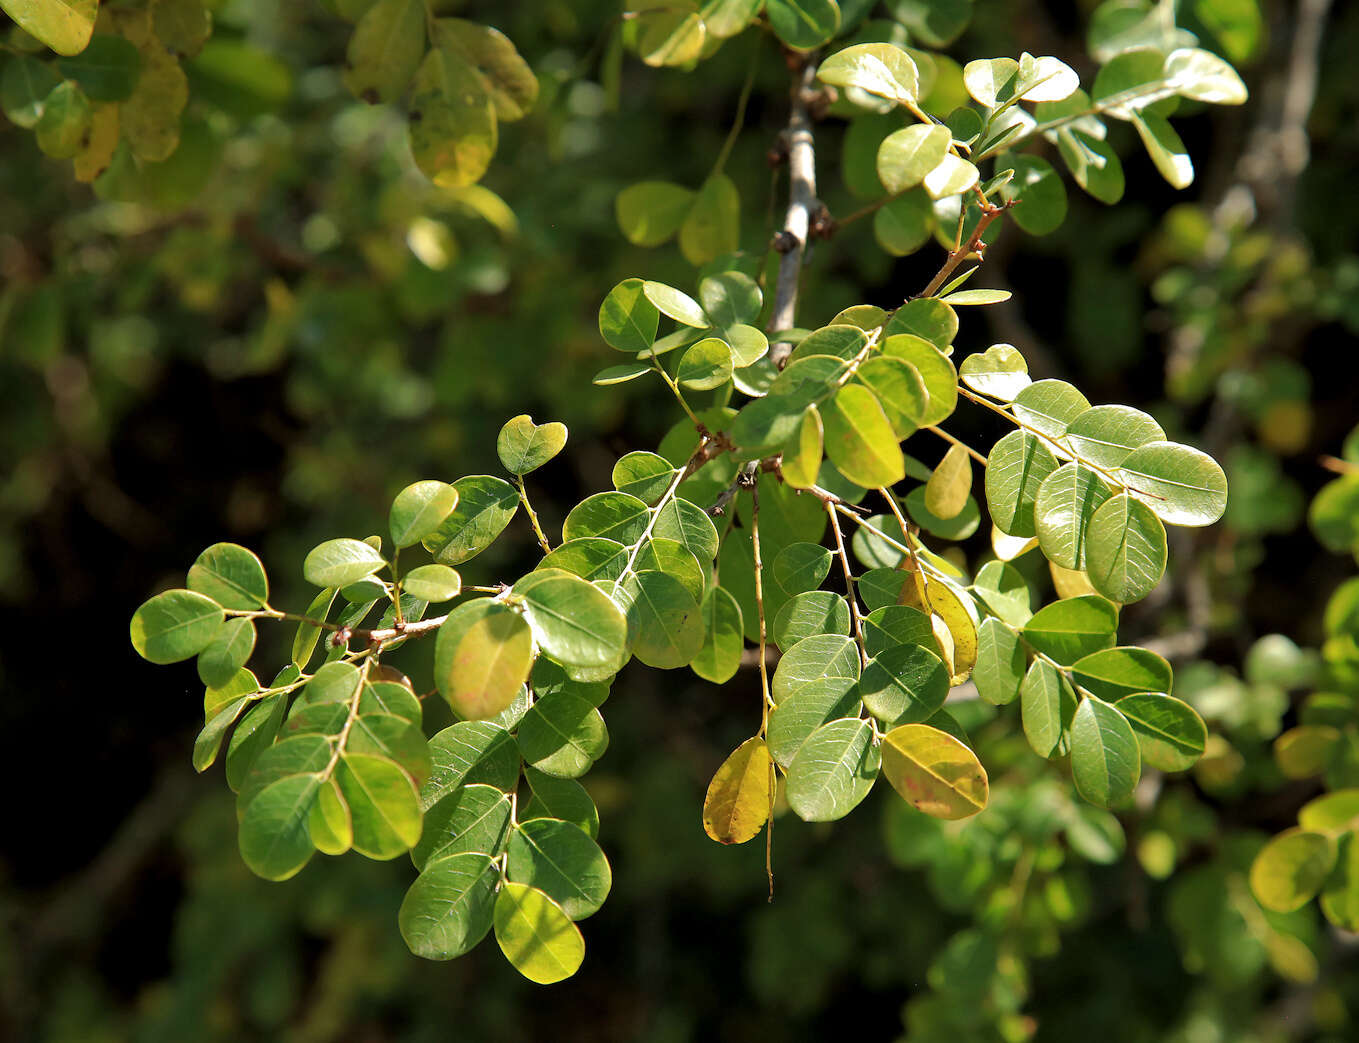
top-left (881, 723), bottom-right (989, 820)
top-left (494, 882), bottom-right (585, 984)
top-left (497, 415), bottom-right (568, 476)
top-left (703, 737), bottom-right (773, 844)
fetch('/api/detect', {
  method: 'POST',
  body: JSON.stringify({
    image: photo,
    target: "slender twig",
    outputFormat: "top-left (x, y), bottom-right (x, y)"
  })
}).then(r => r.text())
top-left (516, 475), bottom-right (553, 554)
top-left (826, 502), bottom-right (867, 667)
top-left (650, 355), bottom-right (705, 431)
top-left (926, 425), bottom-right (988, 466)
top-left (751, 477), bottom-right (777, 903)
top-left (916, 201), bottom-right (1011, 300)
top-left (768, 53), bottom-right (819, 369)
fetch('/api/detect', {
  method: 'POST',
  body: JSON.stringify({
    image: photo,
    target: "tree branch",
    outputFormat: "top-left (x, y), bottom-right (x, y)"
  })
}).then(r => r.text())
top-left (767, 52), bottom-right (819, 368)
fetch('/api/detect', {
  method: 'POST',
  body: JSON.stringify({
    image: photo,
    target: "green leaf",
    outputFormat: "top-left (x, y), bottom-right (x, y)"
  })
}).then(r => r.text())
top-left (1011, 378), bottom-right (1090, 439)
top-left (972, 560), bottom-right (1033, 626)
top-left (497, 415), bottom-right (568, 476)
top-left (434, 600), bottom-right (534, 720)
top-left (818, 41), bottom-right (919, 103)
top-left (56, 34), bottom-right (141, 101)
top-left (187, 542), bottom-right (269, 611)
top-left (1034, 463), bottom-right (1112, 570)
top-left (786, 717), bottom-right (880, 822)
top-left (517, 691), bottom-right (609, 779)
top-left (781, 407), bottom-right (824, 490)
top-left (905, 486), bottom-right (981, 541)
top-left (822, 383), bottom-right (905, 489)
top-left (423, 722), bottom-right (519, 804)
top-left (679, 173), bottom-right (740, 266)
top-left (677, 337), bottom-right (734, 391)
top-left (997, 153), bottom-right (1067, 236)
top-left (925, 442), bottom-right (972, 519)
top-left (1116, 693), bottom-right (1206, 772)
top-left (876, 124), bottom-right (950, 193)
top-left (654, 498), bottom-right (721, 563)
top-left (766, 0), bottom-right (841, 51)
top-left (922, 153), bottom-right (979, 200)
top-left (225, 692), bottom-right (286, 793)
top-left (939, 288), bottom-right (1010, 306)
top-left (400, 851), bottom-right (498, 959)
top-left (291, 587), bottom-right (337, 670)
top-left (515, 571), bottom-right (628, 668)
top-left (700, 0), bottom-right (764, 38)
top-left (432, 17), bottom-right (538, 121)
top-left (973, 618), bottom-right (1025, 705)
top-left (1132, 109), bottom-right (1192, 189)
top-left (1070, 697), bottom-right (1140, 807)
top-left (508, 818), bottom-right (611, 920)
top-left (1023, 595), bottom-right (1118, 663)
top-left (862, 604), bottom-right (933, 656)
top-left (881, 722), bottom-right (989, 819)
top-left (1020, 658), bottom-right (1077, 757)
top-left (389, 480), bottom-right (459, 549)
top-left (1, 54), bottom-right (61, 127)
top-left (772, 633), bottom-right (860, 704)
top-left (773, 542), bottom-right (833, 596)
top-left (562, 491), bottom-right (650, 544)
top-left (1085, 494), bottom-right (1168, 603)
top-left (34, 79), bottom-right (90, 158)
top-left (408, 46), bottom-right (496, 188)
top-left (959, 343), bottom-right (1030, 402)
top-left (309, 778), bottom-right (351, 856)
top-left (698, 271), bottom-right (762, 328)
top-left (523, 771), bottom-right (599, 841)
top-left (873, 188), bottom-right (935, 255)
top-left (611, 452), bottom-right (678, 505)
top-left (890, 0), bottom-right (971, 48)
top-left (493, 882), bottom-right (585, 984)
top-left (623, 569), bottom-right (704, 669)
top-left (303, 538), bottom-right (386, 588)
top-left (1164, 46), bottom-right (1247, 105)
top-left (2, 0), bottom-right (97, 56)
top-left (131, 589), bottom-right (224, 664)
top-left (860, 643), bottom-right (949, 725)
top-left (238, 772), bottom-right (321, 880)
top-left (1071, 646), bottom-right (1172, 700)
top-left (880, 334), bottom-right (957, 425)
top-left (1064, 405), bottom-right (1165, 469)
top-left (642, 281), bottom-right (709, 328)
top-left (885, 299), bottom-right (957, 351)
top-left (539, 538), bottom-right (629, 584)
top-left (599, 277), bottom-right (661, 352)
top-left (1322, 833), bottom-right (1359, 931)
top-left (401, 564), bottom-right (462, 603)
top-left (635, 3), bottom-right (707, 67)
top-left (197, 616), bottom-right (256, 688)
top-left (963, 57), bottom-right (1019, 108)
top-left (1250, 829), bottom-right (1336, 913)
top-left (424, 475), bottom-right (519, 565)
top-left (985, 430), bottom-right (1060, 538)
top-left (1055, 126), bottom-right (1125, 204)
top-left (342, 0), bottom-right (424, 104)
top-left (774, 591), bottom-right (850, 651)
top-left (857, 356), bottom-right (927, 438)
top-left (337, 751), bottom-right (422, 858)
top-left (194, 694), bottom-right (252, 773)
top-left (1300, 791), bottom-right (1359, 833)
top-left (1116, 441), bottom-right (1228, 527)
top-left (703, 737), bottom-right (773, 844)
top-left (767, 677), bottom-right (861, 769)
top-left (691, 586), bottom-right (744, 684)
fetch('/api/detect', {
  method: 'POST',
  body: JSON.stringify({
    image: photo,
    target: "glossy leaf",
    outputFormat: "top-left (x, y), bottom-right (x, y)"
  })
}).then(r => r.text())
top-left (772, 633), bottom-right (861, 704)
top-left (1035, 463), bottom-right (1112, 570)
top-left (612, 451), bottom-right (678, 504)
top-left (786, 718), bottom-right (880, 822)
top-left (424, 475), bottom-right (519, 564)
top-left (1117, 441), bottom-right (1228, 527)
top-left (877, 124), bottom-right (950, 193)
top-left (1021, 658), bottom-right (1077, 758)
top-left (508, 818), bottom-right (611, 920)
top-left (599, 277), bottom-right (661, 351)
top-left (563, 491), bottom-right (650, 545)
top-left (818, 41), bottom-right (919, 102)
top-left (972, 618), bottom-right (1025, 706)
top-left (1085, 494), bottom-right (1168, 603)
top-left (959, 343), bottom-right (1030, 402)
top-left (402, 564), bottom-right (462, 603)
top-left (390, 480), bottom-right (459, 548)
top-left (1023, 595), bottom-right (1118, 663)
top-left (677, 338), bottom-right (734, 391)
top-left (985, 429), bottom-right (1060, 538)
top-left (497, 415), bottom-right (568, 476)
top-left (767, 678), bottom-right (862, 769)
top-left (860, 643), bottom-right (949, 725)
top-left (1071, 646), bottom-right (1172, 701)
top-left (187, 542), bottom-right (269, 611)
top-left (1116, 693), bottom-right (1206, 772)
top-left (774, 590), bottom-right (850, 651)
top-left (303, 538), bottom-right (386, 588)
top-left (131, 589), bottom-right (224, 664)
top-left (494, 883), bottom-right (585, 984)
top-left (400, 852), bottom-right (498, 959)
top-left (1070, 697), bottom-right (1140, 808)
top-left (1011, 379), bottom-right (1090, 440)
top-left (517, 691), bottom-right (608, 779)
top-left (773, 542), bottom-right (833, 596)
top-left (1064, 405), bottom-right (1165, 469)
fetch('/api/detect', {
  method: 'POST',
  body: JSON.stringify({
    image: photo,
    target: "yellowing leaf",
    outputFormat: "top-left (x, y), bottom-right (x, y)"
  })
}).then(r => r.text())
top-left (73, 102), bottom-right (119, 181)
top-left (409, 47), bottom-right (497, 188)
top-left (924, 442), bottom-right (972, 519)
top-left (702, 737), bottom-right (774, 844)
top-left (881, 723), bottom-right (989, 819)
top-left (3, 0), bottom-right (97, 56)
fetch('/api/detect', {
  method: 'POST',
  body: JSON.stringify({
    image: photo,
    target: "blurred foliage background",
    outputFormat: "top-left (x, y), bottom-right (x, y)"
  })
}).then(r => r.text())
top-left (3, 0), bottom-right (1359, 1039)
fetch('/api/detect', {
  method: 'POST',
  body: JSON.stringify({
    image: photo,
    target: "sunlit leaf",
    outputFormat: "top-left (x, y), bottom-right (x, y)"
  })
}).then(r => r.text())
top-left (786, 717), bottom-right (880, 822)
top-left (881, 722), bottom-right (988, 819)
top-left (493, 883), bottom-right (585, 984)
top-left (703, 737), bottom-right (774, 844)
